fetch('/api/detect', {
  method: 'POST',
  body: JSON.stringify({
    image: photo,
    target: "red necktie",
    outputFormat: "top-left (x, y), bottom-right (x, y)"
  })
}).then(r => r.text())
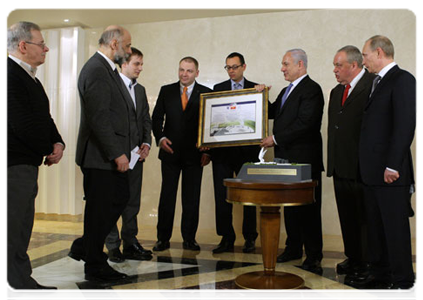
top-left (341, 84), bottom-right (351, 106)
top-left (181, 86), bottom-right (188, 111)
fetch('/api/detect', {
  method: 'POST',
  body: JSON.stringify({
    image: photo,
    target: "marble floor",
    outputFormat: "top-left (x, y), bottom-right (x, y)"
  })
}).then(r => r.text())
top-left (7, 219), bottom-right (417, 299)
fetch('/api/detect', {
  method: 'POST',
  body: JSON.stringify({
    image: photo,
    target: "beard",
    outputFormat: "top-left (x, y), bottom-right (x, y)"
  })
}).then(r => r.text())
top-left (113, 47), bottom-right (130, 65)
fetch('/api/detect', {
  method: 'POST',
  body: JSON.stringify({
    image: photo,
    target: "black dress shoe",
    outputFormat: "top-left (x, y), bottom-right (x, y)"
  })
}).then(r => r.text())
top-left (336, 258), bottom-right (355, 275)
top-left (212, 240), bottom-right (234, 254)
top-left (152, 240), bottom-right (170, 251)
top-left (276, 251), bottom-right (302, 263)
top-left (108, 247), bottom-right (125, 263)
top-left (300, 258), bottom-right (323, 274)
top-left (10, 283), bottom-right (57, 297)
top-left (123, 242), bottom-right (153, 260)
top-left (85, 265), bottom-right (128, 282)
top-left (183, 240), bottom-right (201, 251)
top-left (68, 237), bottom-right (86, 262)
top-left (377, 285), bottom-right (414, 300)
top-left (242, 239), bottom-right (256, 253)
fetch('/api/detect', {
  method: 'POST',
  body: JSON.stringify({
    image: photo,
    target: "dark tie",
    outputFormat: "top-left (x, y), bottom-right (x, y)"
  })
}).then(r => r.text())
top-left (341, 84), bottom-right (351, 106)
top-left (370, 75), bottom-right (381, 97)
top-left (281, 83), bottom-right (293, 108)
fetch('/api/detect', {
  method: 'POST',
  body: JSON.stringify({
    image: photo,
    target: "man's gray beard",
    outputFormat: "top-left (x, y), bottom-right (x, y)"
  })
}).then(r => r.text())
top-left (114, 51), bottom-right (130, 66)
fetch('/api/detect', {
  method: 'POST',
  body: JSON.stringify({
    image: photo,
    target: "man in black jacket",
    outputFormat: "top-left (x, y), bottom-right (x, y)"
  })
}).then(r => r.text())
top-left (211, 52), bottom-right (259, 254)
top-left (358, 35), bottom-right (415, 289)
top-left (261, 49), bottom-right (324, 273)
top-left (327, 45), bottom-right (374, 278)
top-left (152, 57), bottom-right (212, 252)
top-left (7, 21), bottom-right (65, 289)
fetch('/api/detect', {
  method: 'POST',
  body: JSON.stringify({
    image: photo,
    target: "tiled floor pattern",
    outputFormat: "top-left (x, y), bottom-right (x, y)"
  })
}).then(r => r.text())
top-left (19, 221), bottom-right (420, 300)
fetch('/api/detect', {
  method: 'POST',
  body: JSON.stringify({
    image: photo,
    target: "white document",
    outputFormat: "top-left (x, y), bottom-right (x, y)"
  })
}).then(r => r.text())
top-left (258, 147), bottom-right (267, 163)
top-left (129, 146), bottom-right (140, 170)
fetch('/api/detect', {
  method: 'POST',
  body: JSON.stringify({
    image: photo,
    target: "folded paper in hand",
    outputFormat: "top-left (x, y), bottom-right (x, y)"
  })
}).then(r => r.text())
top-left (129, 146), bottom-right (140, 169)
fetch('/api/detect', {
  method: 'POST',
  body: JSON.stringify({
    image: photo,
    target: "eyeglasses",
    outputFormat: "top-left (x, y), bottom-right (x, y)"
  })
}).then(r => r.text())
top-left (224, 65), bottom-right (242, 71)
top-left (25, 41), bottom-right (47, 49)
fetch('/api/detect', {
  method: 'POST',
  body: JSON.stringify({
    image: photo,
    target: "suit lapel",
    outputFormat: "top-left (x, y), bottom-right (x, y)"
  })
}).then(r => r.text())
top-left (276, 75), bottom-right (309, 117)
top-left (366, 65), bottom-right (399, 108)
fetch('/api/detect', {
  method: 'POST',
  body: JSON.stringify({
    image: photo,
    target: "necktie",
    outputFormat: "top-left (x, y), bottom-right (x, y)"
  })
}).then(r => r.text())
top-left (370, 75), bottom-right (381, 97)
top-left (281, 83), bottom-right (293, 108)
top-left (181, 86), bottom-right (188, 111)
top-left (341, 84), bottom-right (351, 106)
top-left (233, 82), bottom-right (242, 90)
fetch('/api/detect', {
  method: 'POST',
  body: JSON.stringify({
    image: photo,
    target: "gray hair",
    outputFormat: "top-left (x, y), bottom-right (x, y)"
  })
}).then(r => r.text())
top-left (367, 35), bottom-right (395, 59)
top-left (7, 21), bottom-right (41, 53)
top-left (337, 45), bottom-right (363, 68)
top-left (98, 27), bottom-right (124, 46)
top-left (286, 48), bottom-right (308, 68)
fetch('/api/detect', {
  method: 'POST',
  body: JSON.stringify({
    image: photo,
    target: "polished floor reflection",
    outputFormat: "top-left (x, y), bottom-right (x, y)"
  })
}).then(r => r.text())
top-left (25, 220), bottom-right (416, 291)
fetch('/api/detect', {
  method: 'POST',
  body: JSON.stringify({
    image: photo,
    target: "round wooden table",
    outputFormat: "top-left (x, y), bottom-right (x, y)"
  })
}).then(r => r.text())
top-left (224, 178), bottom-right (317, 289)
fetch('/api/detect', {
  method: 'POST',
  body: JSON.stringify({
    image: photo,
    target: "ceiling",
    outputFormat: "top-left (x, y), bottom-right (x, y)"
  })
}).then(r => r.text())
top-left (7, 9), bottom-right (296, 30)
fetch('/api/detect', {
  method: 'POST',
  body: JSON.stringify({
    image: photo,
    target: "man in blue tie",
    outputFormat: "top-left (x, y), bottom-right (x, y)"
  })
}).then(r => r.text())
top-left (211, 52), bottom-right (260, 254)
top-left (261, 49), bottom-right (324, 273)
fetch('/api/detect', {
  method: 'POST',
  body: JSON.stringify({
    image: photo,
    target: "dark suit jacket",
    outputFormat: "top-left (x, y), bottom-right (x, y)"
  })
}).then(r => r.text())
top-left (269, 75), bottom-right (324, 173)
top-left (327, 70), bottom-right (375, 179)
top-left (132, 83), bottom-right (152, 148)
top-left (359, 65), bottom-right (415, 186)
top-left (152, 81), bottom-right (212, 164)
top-left (76, 52), bottom-right (135, 170)
top-left (8, 57), bottom-right (64, 167)
top-left (211, 78), bottom-right (261, 166)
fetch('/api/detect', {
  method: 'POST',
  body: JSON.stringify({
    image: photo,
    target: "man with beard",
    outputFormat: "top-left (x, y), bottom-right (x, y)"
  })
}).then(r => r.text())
top-left (68, 25), bottom-right (134, 282)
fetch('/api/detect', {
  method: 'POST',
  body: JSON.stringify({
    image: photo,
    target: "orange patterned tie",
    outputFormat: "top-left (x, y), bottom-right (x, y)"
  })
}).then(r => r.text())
top-left (181, 86), bottom-right (188, 111)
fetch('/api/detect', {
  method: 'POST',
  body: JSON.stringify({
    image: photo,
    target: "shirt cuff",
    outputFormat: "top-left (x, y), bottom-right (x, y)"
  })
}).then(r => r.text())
top-left (272, 135), bottom-right (278, 146)
top-left (386, 167), bottom-right (398, 173)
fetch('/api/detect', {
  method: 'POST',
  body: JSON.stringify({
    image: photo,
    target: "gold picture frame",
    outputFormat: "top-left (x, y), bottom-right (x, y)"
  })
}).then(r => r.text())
top-left (198, 88), bottom-right (268, 148)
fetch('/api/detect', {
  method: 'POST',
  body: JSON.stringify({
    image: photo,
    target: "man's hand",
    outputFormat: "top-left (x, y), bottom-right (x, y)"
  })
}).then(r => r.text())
top-left (254, 84), bottom-right (272, 92)
top-left (160, 138), bottom-right (174, 154)
top-left (200, 153), bottom-right (211, 167)
top-left (114, 154), bottom-right (129, 173)
top-left (44, 143), bottom-right (65, 166)
top-left (260, 136), bottom-right (275, 148)
top-left (138, 144), bottom-right (150, 161)
top-left (384, 169), bottom-right (400, 184)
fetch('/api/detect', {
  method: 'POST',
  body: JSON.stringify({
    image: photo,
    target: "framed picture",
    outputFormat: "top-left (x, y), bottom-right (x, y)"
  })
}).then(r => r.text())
top-left (198, 88), bottom-right (269, 148)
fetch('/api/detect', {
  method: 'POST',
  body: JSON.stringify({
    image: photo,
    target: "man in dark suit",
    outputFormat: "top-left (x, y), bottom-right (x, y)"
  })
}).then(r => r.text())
top-left (105, 47), bottom-right (153, 263)
top-left (152, 57), bottom-right (212, 252)
top-left (327, 45), bottom-right (374, 279)
top-left (7, 21), bottom-right (65, 289)
top-left (211, 52), bottom-right (259, 254)
top-left (68, 25), bottom-right (134, 282)
top-left (261, 49), bottom-right (324, 273)
top-left (358, 35), bottom-right (415, 289)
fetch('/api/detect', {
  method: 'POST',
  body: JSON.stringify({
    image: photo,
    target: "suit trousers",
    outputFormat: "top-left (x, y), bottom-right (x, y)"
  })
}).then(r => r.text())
top-left (283, 172), bottom-right (323, 260)
top-left (105, 162), bottom-right (144, 250)
top-left (7, 165), bottom-right (39, 289)
top-left (211, 161), bottom-right (258, 242)
top-left (81, 168), bottom-right (129, 274)
top-left (157, 159), bottom-right (203, 242)
top-left (333, 174), bottom-right (367, 263)
top-left (363, 185), bottom-right (414, 286)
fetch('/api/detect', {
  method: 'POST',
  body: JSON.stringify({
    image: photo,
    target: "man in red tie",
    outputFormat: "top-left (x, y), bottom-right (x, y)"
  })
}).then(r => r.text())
top-left (327, 45), bottom-right (375, 285)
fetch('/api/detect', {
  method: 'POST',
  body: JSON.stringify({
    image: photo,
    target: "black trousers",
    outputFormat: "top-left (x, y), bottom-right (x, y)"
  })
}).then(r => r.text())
top-left (8, 165), bottom-right (39, 289)
top-left (283, 172), bottom-right (323, 260)
top-left (363, 185), bottom-right (414, 286)
top-left (211, 161), bottom-right (258, 242)
top-left (156, 160), bottom-right (203, 242)
top-left (80, 168), bottom-right (129, 274)
top-left (333, 174), bottom-right (367, 263)
top-left (106, 162), bottom-right (144, 250)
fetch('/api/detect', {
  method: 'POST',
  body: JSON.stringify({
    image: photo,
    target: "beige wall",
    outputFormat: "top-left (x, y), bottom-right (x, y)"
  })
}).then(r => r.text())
top-left (77, 9), bottom-right (416, 239)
